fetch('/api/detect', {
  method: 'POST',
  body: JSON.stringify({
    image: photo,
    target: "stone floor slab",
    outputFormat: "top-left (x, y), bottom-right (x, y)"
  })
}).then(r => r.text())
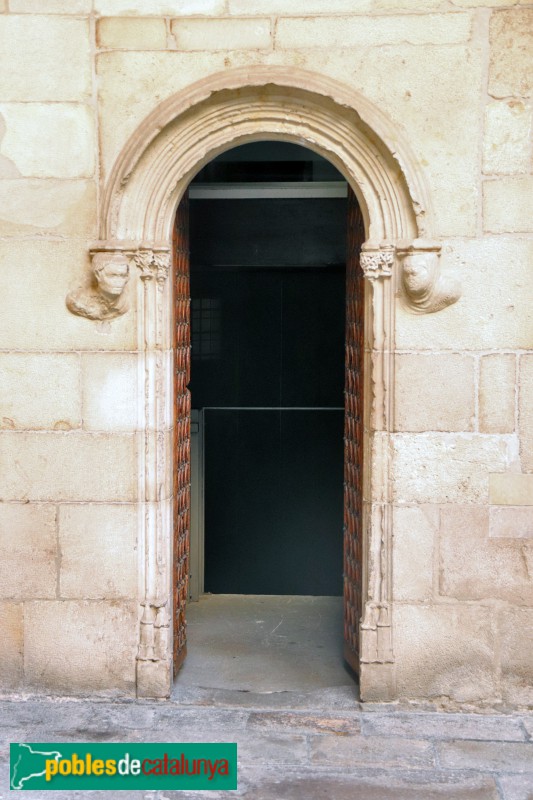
top-left (155, 769), bottom-right (501, 800)
top-left (247, 709), bottom-right (359, 735)
top-left (438, 740), bottom-right (533, 772)
top-left (498, 773), bottom-right (533, 800)
top-left (362, 711), bottom-right (528, 742)
top-left (522, 717), bottom-right (533, 740)
top-left (172, 683), bottom-right (360, 710)
top-left (309, 732), bottom-right (436, 769)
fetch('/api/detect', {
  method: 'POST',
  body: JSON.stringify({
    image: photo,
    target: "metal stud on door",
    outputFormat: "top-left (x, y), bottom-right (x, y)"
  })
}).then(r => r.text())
top-left (343, 188), bottom-right (365, 675)
top-left (173, 193), bottom-right (191, 675)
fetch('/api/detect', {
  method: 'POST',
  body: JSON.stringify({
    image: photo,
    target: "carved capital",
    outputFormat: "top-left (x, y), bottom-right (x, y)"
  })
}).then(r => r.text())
top-left (66, 248), bottom-right (130, 321)
top-left (397, 240), bottom-right (461, 314)
top-left (132, 249), bottom-right (171, 283)
top-left (360, 245), bottom-right (395, 280)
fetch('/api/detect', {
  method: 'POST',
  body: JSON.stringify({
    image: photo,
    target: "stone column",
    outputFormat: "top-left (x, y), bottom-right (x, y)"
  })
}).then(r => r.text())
top-left (131, 247), bottom-right (174, 699)
top-left (358, 244), bottom-right (396, 701)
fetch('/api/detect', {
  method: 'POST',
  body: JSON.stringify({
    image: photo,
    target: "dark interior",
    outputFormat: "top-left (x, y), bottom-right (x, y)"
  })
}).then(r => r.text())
top-left (189, 142), bottom-right (348, 596)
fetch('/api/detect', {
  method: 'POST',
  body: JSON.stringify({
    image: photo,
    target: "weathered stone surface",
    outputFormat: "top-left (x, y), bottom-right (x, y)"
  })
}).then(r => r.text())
top-left (174, 684), bottom-right (359, 712)
top-left (361, 711), bottom-right (527, 742)
top-left (439, 505), bottom-right (533, 603)
top-left (97, 50), bottom-right (228, 177)
top-left (498, 774), bottom-right (533, 800)
top-left (0, 180), bottom-right (96, 237)
top-left (484, 177), bottom-right (533, 234)
top-left (275, 14), bottom-right (472, 48)
top-left (0, 17), bottom-right (91, 101)
top-left (236, 732), bottom-right (309, 764)
top-left (189, 774), bottom-right (499, 800)
top-left (0, 240), bottom-right (136, 351)
top-left (95, 0), bottom-right (222, 12)
top-left (392, 433), bottom-right (517, 504)
top-left (480, 354), bottom-right (516, 433)
top-left (59, 504), bottom-right (137, 600)
top-left (230, 0), bottom-right (377, 12)
top-left (175, 0), bottom-right (226, 11)
top-left (309, 732), bottom-right (435, 768)
top-left (490, 506), bottom-right (533, 539)
top-left (172, 18), bottom-right (272, 50)
top-left (394, 354), bottom-right (474, 432)
top-left (489, 9), bottom-right (533, 98)
top-left (499, 607), bottom-right (533, 707)
top-left (392, 505), bottom-right (436, 602)
top-left (522, 717), bottom-right (533, 739)
top-left (233, 0), bottom-right (450, 8)
top-left (483, 100), bottom-right (533, 175)
top-left (148, 705), bottom-right (249, 736)
top-left (10, 0), bottom-right (92, 10)
top-left (438, 740), bottom-right (533, 772)
top-left (97, 17), bottom-right (167, 49)
top-left (297, 778), bottom-right (497, 800)
top-left (0, 432), bottom-right (137, 502)
top-left (0, 504), bottom-right (57, 599)
top-left (396, 239), bottom-right (533, 351)
top-left (453, 0), bottom-right (527, 5)
top-left (0, 103), bottom-right (95, 178)
top-left (519, 355), bottom-right (533, 471)
top-left (0, 602), bottom-right (23, 689)
top-left (393, 604), bottom-right (497, 703)
top-left (0, 353), bottom-right (81, 431)
top-left (0, 698), bottom-right (156, 731)
top-left (136, 658), bottom-right (172, 700)
top-left (490, 473), bottom-right (533, 506)
top-left (82, 353), bottom-right (138, 432)
top-left (24, 600), bottom-right (137, 694)
top-left (349, 44), bottom-right (482, 239)
top-left (247, 710), bottom-right (358, 735)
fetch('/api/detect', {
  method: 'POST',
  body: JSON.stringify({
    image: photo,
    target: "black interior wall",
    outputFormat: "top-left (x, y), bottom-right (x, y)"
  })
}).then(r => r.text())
top-left (189, 180), bottom-right (347, 596)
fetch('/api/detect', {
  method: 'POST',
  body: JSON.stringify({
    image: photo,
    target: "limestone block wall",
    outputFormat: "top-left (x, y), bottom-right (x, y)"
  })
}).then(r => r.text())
top-left (0, 0), bottom-right (531, 706)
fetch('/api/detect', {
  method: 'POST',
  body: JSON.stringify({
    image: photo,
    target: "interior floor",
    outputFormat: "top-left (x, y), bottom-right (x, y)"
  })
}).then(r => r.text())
top-left (173, 594), bottom-right (357, 694)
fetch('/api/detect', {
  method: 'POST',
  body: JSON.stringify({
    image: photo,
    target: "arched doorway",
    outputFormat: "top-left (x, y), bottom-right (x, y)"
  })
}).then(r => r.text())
top-left (172, 142), bottom-right (365, 689)
top-left (86, 67), bottom-right (455, 700)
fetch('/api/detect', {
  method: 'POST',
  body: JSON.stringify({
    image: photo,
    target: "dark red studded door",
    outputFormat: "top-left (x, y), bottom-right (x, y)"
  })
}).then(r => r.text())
top-left (343, 187), bottom-right (365, 675)
top-left (173, 193), bottom-right (191, 675)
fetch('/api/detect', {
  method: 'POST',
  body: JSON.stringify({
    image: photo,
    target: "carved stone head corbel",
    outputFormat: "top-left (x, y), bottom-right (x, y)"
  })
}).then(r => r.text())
top-left (397, 240), bottom-right (461, 314)
top-left (67, 249), bottom-right (130, 321)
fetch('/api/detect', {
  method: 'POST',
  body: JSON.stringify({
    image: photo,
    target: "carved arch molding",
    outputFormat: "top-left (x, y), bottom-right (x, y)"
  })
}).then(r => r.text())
top-left (68, 67), bottom-right (460, 700)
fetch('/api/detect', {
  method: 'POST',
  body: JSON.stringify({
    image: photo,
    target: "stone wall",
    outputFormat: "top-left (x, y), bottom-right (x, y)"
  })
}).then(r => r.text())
top-left (0, 0), bottom-right (531, 706)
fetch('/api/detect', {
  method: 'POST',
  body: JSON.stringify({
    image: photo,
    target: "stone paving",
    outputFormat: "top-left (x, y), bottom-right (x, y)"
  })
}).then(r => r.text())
top-left (0, 686), bottom-right (531, 800)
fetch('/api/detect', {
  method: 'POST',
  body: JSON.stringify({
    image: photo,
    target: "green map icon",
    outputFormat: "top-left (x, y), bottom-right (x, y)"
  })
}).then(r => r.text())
top-left (10, 743), bottom-right (63, 790)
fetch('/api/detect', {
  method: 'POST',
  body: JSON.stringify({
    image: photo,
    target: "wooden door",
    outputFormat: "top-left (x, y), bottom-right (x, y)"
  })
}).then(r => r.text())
top-left (343, 188), bottom-right (365, 674)
top-left (173, 193), bottom-right (191, 675)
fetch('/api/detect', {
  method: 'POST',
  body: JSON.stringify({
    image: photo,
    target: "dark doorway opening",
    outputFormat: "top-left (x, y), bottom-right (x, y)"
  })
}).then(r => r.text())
top-left (188, 142), bottom-right (347, 597)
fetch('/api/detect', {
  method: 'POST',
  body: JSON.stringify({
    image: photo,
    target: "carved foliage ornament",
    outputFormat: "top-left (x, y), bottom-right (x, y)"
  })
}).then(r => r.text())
top-left (132, 249), bottom-right (171, 283)
top-left (67, 248), bottom-right (171, 320)
top-left (360, 246), bottom-right (394, 280)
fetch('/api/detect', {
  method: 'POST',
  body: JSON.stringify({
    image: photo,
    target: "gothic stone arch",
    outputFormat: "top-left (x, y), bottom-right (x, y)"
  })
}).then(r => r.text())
top-left (78, 67), bottom-right (460, 701)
